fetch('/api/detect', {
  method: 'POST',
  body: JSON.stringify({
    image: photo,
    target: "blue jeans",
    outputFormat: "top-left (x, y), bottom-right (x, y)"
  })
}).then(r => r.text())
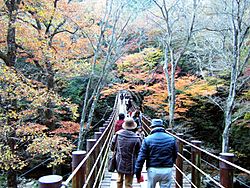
top-left (147, 167), bottom-right (172, 188)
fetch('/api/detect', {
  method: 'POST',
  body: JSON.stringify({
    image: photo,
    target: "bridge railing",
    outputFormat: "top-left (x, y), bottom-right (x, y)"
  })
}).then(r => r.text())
top-left (142, 115), bottom-right (250, 188)
top-left (38, 94), bottom-right (119, 188)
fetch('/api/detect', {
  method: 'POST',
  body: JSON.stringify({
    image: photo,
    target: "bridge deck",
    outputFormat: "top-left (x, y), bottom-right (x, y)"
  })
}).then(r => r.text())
top-left (101, 163), bottom-right (191, 188)
top-left (100, 97), bottom-right (191, 187)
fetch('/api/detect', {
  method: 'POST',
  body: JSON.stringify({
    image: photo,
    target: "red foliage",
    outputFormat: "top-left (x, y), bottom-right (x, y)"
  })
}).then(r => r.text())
top-left (51, 121), bottom-right (80, 134)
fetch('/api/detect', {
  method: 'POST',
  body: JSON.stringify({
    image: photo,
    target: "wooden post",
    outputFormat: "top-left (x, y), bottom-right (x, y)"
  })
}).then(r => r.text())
top-left (39, 175), bottom-right (62, 188)
top-left (72, 151), bottom-right (86, 188)
top-left (94, 132), bottom-right (102, 140)
top-left (191, 140), bottom-right (201, 188)
top-left (219, 153), bottom-right (234, 188)
top-left (166, 128), bottom-right (172, 133)
top-left (94, 134), bottom-right (102, 187)
top-left (176, 133), bottom-right (184, 188)
top-left (99, 127), bottom-right (105, 133)
top-left (86, 139), bottom-right (96, 188)
top-left (103, 123), bottom-right (108, 127)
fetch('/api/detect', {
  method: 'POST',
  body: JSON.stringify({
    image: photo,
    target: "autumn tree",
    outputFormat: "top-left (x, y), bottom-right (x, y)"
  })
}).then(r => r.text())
top-left (141, 0), bottom-right (199, 127)
top-left (0, 0), bottom-right (92, 187)
top-left (77, 0), bottom-right (135, 150)
top-left (0, 63), bottom-right (77, 187)
top-left (191, 0), bottom-right (250, 152)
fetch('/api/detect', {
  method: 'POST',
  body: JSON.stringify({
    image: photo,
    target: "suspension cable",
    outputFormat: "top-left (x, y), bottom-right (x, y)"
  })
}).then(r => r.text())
top-left (174, 164), bottom-right (198, 188)
top-left (143, 115), bottom-right (250, 175)
top-left (178, 153), bottom-right (225, 188)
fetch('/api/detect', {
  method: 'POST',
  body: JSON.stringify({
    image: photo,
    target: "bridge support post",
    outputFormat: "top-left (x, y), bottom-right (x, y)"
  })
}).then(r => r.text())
top-left (72, 151), bottom-right (86, 188)
top-left (99, 127), bottom-right (106, 133)
top-left (219, 153), bottom-right (234, 188)
top-left (86, 139), bottom-right (97, 188)
top-left (94, 132), bottom-right (103, 174)
top-left (94, 132), bottom-right (102, 140)
top-left (38, 175), bottom-right (62, 188)
top-left (191, 140), bottom-right (201, 188)
top-left (176, 133), bottom-right (184, 188)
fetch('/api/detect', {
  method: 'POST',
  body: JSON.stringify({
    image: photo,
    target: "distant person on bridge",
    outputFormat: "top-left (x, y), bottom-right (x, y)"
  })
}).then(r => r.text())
top-left (111, 118), bottom-right (142, 188)
top-left (120, 93), bottom-right (124, 104)
top-left (135, 119), bottom-right (177, 188)
top-left (132, 110), bottom-right (144, 139)
top-left (114, 113), bottom-right (125, 133)
top-left (132, 110), bottom-right (142, 128)
top-left (125, 98), bottom-right (132, 111)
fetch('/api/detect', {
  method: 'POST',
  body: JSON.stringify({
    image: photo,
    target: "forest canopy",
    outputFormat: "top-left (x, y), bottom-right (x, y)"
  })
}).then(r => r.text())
top-left (0, 0), bottom-right (249, 187)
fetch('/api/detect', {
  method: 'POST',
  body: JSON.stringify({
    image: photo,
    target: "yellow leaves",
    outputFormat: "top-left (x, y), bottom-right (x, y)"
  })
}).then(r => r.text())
top-left (0, 144), bottom-right (27, 171)
top-left (185, 79), bottom-right (217, 97)
top-left (70, 104), bottom-right (79, 120)
top-left (27, 135), bottom-right (74, 167)
top-left (101, 83), bottom-right (131, 97)
top-left (175, 75), bottom-right (196, 90)
top-left (16, 123), bottom-right (48, 136)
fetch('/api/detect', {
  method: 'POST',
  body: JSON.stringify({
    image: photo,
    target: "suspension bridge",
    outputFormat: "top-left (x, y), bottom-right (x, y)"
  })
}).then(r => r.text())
top-left (38, 94), bottom-right (250, 188)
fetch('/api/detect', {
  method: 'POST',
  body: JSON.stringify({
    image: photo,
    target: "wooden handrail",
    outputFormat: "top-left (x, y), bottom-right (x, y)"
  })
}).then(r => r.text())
top-left (142, 115), bottom-right (250, 175)
top-left (141, 114), bottom-right (250, 188)
top-left (39, 94), bottom-right (119, 188)
top-left (63, 94), bottom-right (119, 187)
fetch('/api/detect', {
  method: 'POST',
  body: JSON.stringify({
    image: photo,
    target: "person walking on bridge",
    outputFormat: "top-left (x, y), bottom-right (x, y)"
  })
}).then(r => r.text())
top-left (114, 113), bottom-right (125, 133)
top-left (135, 119), bottom-right (177, 188)
top-left (111, 118), bottom-right (142, 188)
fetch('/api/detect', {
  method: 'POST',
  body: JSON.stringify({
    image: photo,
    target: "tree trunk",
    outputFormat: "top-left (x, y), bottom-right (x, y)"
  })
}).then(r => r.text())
top-left (44, 60), bottom-right (55, 129)
top-left (7, 169), bottom-right (17, 188)
top-left (222, 0), bottom-right (240, 152)
top-left (169, 61), bottom-right (176, 128)
top-left (7, 130), bottom-right (17, 188)
top-left (86, 84), bottom-right (103, 129)
top-left (78, 74), bottom-right (93, 150)
top-left (222, 114), bottom-right (231, 152)
top-left (5, 0), bottom-right (21, 67)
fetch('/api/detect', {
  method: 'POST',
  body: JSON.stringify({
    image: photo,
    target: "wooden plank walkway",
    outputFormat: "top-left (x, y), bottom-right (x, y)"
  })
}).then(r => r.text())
top-left (100, 161), bottom-right (191, 188)
top-left (101, 97), bottom-right (191, 187)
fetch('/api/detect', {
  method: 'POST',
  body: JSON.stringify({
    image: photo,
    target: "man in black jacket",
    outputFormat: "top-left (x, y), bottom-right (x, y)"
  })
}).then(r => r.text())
top-left (135, 119), bottom-right (177, 188)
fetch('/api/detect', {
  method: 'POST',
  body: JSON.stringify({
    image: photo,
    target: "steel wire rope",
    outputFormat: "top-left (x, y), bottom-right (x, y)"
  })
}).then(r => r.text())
top-left (183, 148), bottom-right (220, 170)
top-left (18, 105), bottom-right (110, 179)
top-left (178, 152), bottom-right (225, 188)
top-left (62, 94), bottom-right (119, 186)
top-left (96, 135), bottom-right (114, 188)
top-left (19, 138), bottom-right (79, 178)
top-left (143, 116), bottom-right (250, 187)
top-left (83, 115), bottom-right (115, 188)
top-left (174, 164), bottom-right (198, 188)
top-left (172, 175), bottom-right (182, 188)
top-left (18, 95), bottom-right (117, 185)
top-left (90, 95), bottom-right (119, 188)
top-left (142, 115), bottom-right (250, 175)
top-left (62, 116), bottom-right (114, 185)
top-left (182, 148), bottom-right (225, 187)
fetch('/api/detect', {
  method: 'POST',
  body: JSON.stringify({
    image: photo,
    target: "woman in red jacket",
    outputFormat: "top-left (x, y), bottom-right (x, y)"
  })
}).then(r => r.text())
top-left (114, 113), bottom-right (125, 133)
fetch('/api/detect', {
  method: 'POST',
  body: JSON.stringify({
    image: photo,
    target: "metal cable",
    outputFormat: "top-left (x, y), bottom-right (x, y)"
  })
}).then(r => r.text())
top-left (178, 153), bottom-right (225, 188)
top-left (19, 158), bottom-right (52, 178)
top-left (172, 175), bottom-right (182, 188)
top-left (174, 164), bottom-right (198, 188)
top-left (62, 94), bottom-right (118, 186)
top-left (84, 118), bottom-right (114, 188)
top-left (183, 148), bottom-right (220, 170)
top-left (143, 115), bottom-right (250, 175)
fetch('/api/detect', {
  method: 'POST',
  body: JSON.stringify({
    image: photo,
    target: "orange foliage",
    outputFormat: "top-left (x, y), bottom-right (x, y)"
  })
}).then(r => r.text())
top-left (16, 123), bottom-right (48, 136)
top-left (51, 121), bottom-right (80, 134)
